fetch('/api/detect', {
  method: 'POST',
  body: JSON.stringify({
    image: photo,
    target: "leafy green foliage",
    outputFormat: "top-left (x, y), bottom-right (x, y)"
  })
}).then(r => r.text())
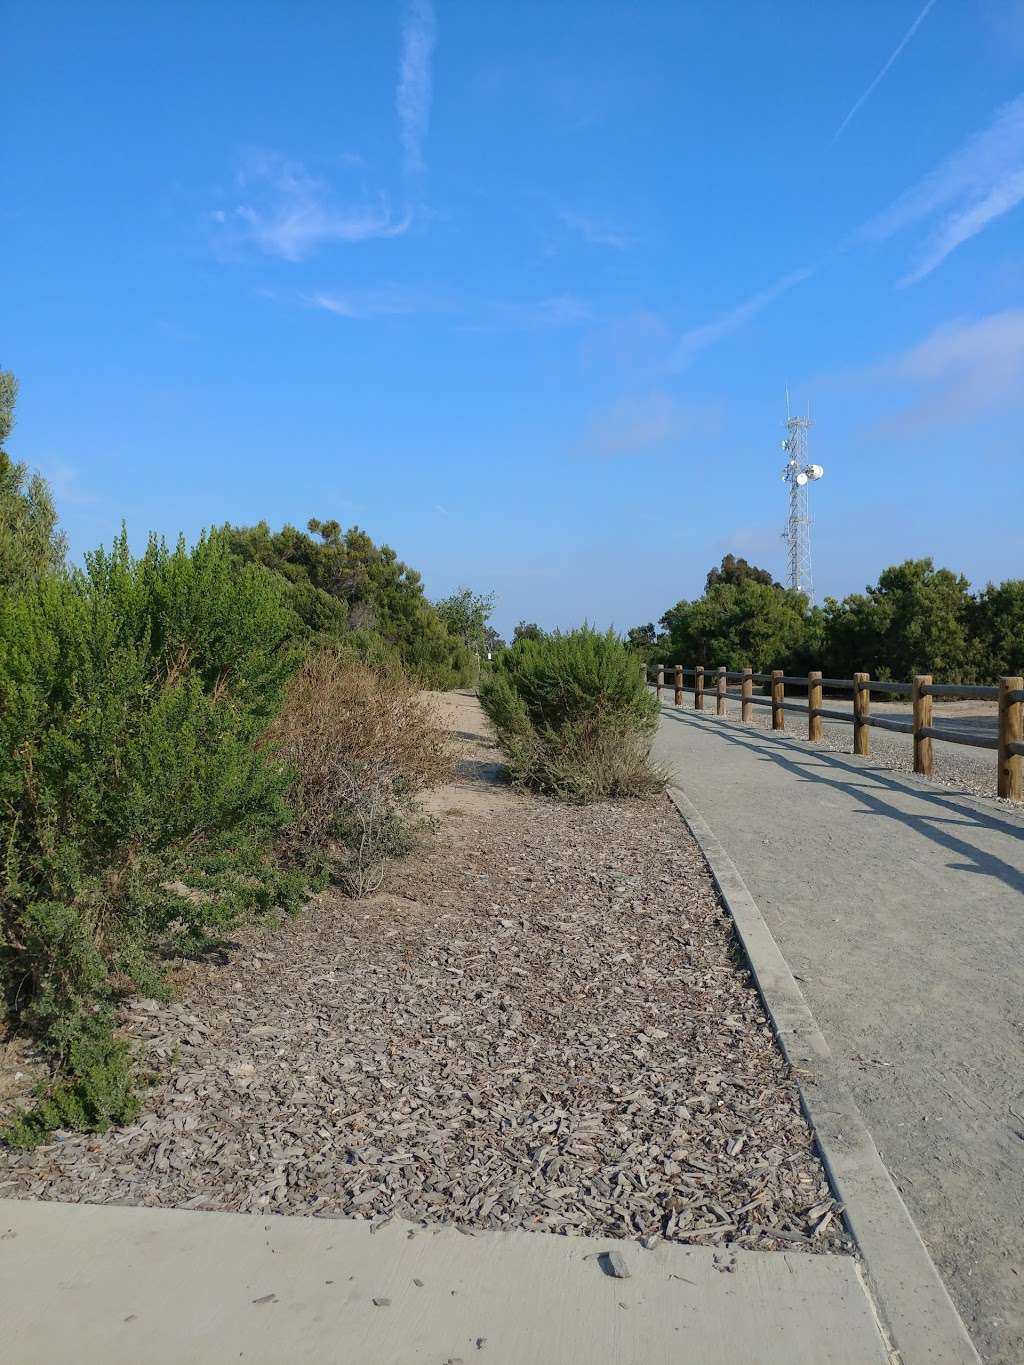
top-left (631, 553), bottom-right (1021, 683)
top-left (625, 623), bottom-right (656, 649)
top-left (0, 371), bottom-right (66, 590)
top-left (704, 554), bottom-right (777, 592)
top-left (512, 621), bottom-right (546, 643)
top-left (819, 560), bottom-right (972, 680)
top-left (480, 627), bottom-right (664, 801)
top-left (0, 380), bottom-right (477, 1145)
top-left (225, 518), bottom-right (475, 688)
top-left (661, 580), bottom-right (811, 673)
top-left (434, 587), bottom-right (497, 659)
top-left (4, 1017), bottom-right (139, 1148)
top-left (482, 625), bottom-right (506, 656)
top-left (0, 370), bottom-right (16, 447)
top-left (970, 579), bottom-right (1024, 679)
top-left (1, 527), bottom-right (307, 1145)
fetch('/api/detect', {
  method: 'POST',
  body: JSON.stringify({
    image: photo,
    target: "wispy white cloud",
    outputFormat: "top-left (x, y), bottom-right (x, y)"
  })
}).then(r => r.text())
top-left (306, 285), bottom-right (449, 320)
top-left (669, 264), bottom-right (817, 370)
top-left (662, 94), bottom-right (1024, 364)
top-left (828, 309), bottom-right (1024, 431)
top-left (215, 152), bottom-right (412, 262)
top-left (559, 209), bottom-right (635, 250)
top-left (301, 287), bottom-right (588, 331)
top-left (575, 393), bottom-right (720, 459)
top-left (901, 166), bottom-right (1024, 284)
top-left (855, 94), bottom-right (1024, 284)
top-left (397, 0), bottom-right (437, 175)
top-left (833, 0), bottom-right (938, 142)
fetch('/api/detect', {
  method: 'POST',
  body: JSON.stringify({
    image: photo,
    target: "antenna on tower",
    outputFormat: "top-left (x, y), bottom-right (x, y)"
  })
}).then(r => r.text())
top-left (779, 400), bottom-right (824, 599)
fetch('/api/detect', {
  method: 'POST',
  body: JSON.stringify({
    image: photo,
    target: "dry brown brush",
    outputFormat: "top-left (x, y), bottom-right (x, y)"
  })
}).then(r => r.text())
top-left (269, 651), bottom-right (455, 896)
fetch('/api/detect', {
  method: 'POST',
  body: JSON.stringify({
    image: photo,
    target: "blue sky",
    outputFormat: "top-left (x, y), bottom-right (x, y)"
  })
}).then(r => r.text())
top-left (5, 1), bottom-right (1024, 636)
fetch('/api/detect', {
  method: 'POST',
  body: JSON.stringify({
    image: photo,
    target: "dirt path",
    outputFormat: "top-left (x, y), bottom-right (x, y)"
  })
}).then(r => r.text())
top-left (653, 704), bottom-right (1024, 1364)
top-left (1, 693), bottom-right (848, 1258)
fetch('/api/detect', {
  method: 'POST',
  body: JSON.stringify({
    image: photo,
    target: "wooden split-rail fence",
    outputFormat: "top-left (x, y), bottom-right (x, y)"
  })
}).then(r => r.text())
top-left (644, 663), bottom-right (1024, 802)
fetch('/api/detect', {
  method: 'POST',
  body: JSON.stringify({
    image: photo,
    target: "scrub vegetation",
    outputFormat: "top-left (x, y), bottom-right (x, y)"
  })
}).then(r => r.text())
top-left (0, 370), bottom-right (467, 1146)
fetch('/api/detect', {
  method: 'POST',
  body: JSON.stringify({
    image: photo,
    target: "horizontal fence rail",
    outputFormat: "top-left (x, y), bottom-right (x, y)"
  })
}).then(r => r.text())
top-left (646, 662), bottom-right (1023, 801)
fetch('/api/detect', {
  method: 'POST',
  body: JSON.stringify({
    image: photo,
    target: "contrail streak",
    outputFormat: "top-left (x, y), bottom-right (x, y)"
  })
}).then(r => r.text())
top-left (833, 0), bottom-right (938, 142)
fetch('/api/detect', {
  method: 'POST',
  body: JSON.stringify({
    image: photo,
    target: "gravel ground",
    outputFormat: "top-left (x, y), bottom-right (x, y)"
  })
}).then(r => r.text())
top-left (0, 695), bottom-right (849, 1256)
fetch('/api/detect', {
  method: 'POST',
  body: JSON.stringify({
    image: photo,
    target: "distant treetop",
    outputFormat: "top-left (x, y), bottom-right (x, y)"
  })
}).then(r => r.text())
top-left (705, 553), bottom-right (778, 592)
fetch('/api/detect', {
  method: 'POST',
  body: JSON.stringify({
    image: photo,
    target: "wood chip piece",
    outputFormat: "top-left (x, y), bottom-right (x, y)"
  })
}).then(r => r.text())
top-left (600, 1251), bottom-right (631, 1279)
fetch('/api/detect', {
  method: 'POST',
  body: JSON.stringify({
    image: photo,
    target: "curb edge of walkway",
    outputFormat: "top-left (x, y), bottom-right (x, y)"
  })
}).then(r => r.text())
top-left (666, 782), bottom-right (981, 1365)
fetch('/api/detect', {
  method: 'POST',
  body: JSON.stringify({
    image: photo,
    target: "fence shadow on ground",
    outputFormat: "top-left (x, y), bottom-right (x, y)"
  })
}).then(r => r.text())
top-left (658, 706), bottom-right (1024, 898)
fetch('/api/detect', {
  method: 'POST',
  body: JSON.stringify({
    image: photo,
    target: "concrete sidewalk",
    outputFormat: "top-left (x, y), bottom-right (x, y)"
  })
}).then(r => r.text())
top-left (0, 1199), bottom-right (890, 1364)
top-left (653, 705), bottom-right (1024, 1365)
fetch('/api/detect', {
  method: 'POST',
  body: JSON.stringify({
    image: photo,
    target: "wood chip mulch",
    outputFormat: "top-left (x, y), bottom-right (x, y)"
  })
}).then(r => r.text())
top-left (1, 757), bottom-right (850, 1256)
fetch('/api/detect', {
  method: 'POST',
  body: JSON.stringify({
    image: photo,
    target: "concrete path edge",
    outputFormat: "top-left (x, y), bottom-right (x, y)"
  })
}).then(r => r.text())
top-left (665, 782), bottom-right (981, 1365)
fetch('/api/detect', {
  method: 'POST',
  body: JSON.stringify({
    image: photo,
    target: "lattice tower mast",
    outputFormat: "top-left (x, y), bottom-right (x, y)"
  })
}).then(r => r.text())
top-left (781, 415), bottom-right (815, 597)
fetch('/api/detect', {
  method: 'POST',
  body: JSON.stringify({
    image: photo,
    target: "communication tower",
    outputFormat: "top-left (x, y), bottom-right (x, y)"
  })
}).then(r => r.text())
top-left (780, 409), bottom-right (824, 598)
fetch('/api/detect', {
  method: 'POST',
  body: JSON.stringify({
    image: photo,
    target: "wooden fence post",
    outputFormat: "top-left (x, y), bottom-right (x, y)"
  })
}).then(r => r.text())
top-left (808, 671), bottom-right (823, 742)
top-left (716, 666), bottom-right (727, 716)
top-left (912, 675), bottom-right (933, 776)
top-left (998, 675), bottom-right (1023, 800)
top-left (695, 666), bottom-right (704, 711)
top-left (853, 672), bottom-right (871, 756)
top-left (741, 667), bottom-right (753, 723)
top-left (674, 664), bottom-right (683, 706)
top-left (771, 670), bottom-right (784, 730)
top-left (656, 664), bottom-right (664, 702)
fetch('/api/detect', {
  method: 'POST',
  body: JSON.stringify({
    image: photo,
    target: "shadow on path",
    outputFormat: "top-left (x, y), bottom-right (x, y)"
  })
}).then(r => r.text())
top-left (658, 707), bottom-right (1024, 897)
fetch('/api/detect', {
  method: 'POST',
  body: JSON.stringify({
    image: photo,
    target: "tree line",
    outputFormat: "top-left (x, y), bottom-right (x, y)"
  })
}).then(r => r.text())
top-left (627, 553), bottom-right (1024, 683)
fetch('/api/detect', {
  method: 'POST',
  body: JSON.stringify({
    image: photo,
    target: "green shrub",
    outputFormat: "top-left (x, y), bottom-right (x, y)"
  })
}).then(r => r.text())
top-left (3, 1016), bottom-right (139, 1148)
top-left (1, 528), bottom-right (308, 1145)
top-left (479, 627), bottom-right (665, 801)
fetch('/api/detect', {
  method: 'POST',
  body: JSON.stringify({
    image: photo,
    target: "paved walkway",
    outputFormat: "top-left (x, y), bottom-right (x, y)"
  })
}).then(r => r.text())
top-left (653, 705), bottom-right (1024, 1365)
top-left (0, 1199), bottom-right (890, 1364)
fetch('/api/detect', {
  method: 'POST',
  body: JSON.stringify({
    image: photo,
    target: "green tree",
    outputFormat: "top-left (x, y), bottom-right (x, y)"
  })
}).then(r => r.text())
top-left (969, 579), bottom-right (1024, 679)
top-left (664, 580), bottom-right (810, 672)
top-left (625, 623), bottom-right (656, 650)
top-left (483, 625), bottom-right (507, 656)
top-left (434, 587), bottom-right (497, 657)
top-left (225, 518), bottom-right (474, 687)
top-left (704, 554), bottom-right (777, 592)
top-left (512, 621), bottom-right (546, 643)
top-left (0, 371), bottom-right (66, 590)
top-left (0, 370), bottom-right (16, 446)
top-left (823, 559), bottom-right (973, 680)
